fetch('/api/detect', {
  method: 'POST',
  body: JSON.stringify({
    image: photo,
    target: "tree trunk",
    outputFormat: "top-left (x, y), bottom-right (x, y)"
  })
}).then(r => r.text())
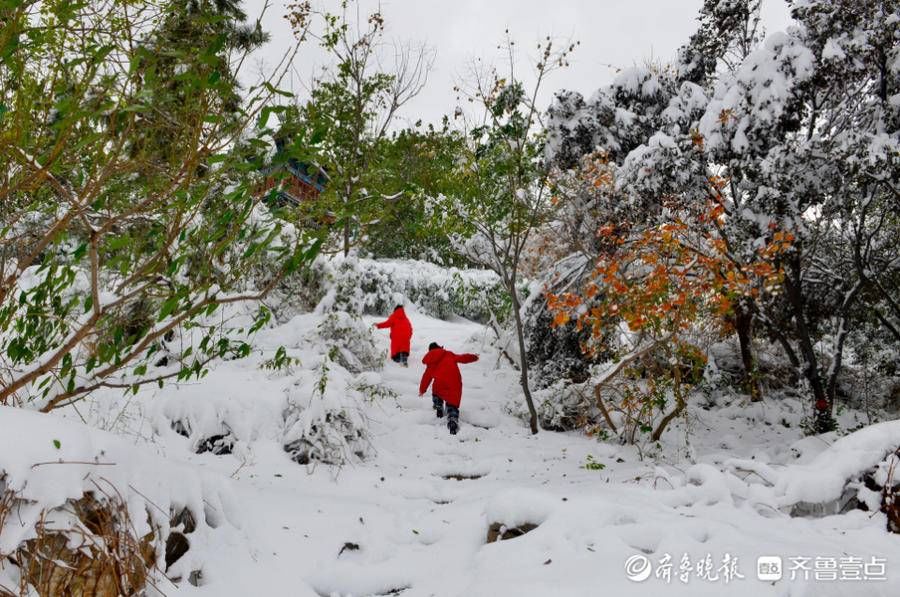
top-left (651, 361), bottom-right (686, 441)
top-left (343, 219), bottom-right (350, 257)
top-left (509, 284), bottom-right (539, 434)
top-left (734, 300), bottom-right (762, 402)
top-left (783, 254), bottom-right (834, 433)
top-left (593, 383), bottom-right (618, 433)
top-left (342, 185), bottom-right (352, 257)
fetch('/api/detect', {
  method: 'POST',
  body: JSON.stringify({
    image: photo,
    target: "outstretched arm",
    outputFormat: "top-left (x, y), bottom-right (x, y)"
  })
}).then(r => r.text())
top-left (374, 312), bottom-right (394, 329)
top-left (455, 353), bottom-right (479, 364)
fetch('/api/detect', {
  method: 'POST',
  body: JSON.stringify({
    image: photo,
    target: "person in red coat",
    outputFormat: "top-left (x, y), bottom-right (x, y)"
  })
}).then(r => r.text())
top-left (374, 305), bottom-right (413, 366)
top-left (418, 342), bottom-right (479, 435)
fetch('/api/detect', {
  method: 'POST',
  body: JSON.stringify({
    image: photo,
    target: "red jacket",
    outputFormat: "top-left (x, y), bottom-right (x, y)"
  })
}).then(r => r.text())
top-left (375, 308), bottom-right (412, 357)
top-left (419, 348), bottom-right (479, 408)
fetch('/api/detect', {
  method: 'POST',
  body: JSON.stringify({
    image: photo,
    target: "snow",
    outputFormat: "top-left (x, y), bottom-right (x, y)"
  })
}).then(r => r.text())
top-left (822, 38), bottom-right (847, 61)
top-left (2, 272), bottom-right (899, 596)
top-left (0, 406), bottom-right (237, 582)
top-left (769, 420), bottom-right (900, 506)
top-left (699, 29), bottom-right (817, 155)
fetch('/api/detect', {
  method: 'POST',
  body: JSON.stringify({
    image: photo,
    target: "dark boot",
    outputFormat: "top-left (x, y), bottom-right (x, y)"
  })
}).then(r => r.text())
top-left (447, 405), bottom-right (460, 435)
top-left (432, 395), bottom-right (445, 418)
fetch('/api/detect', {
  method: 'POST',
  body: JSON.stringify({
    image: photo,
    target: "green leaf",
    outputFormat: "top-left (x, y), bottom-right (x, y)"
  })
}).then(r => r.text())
top-left (262, 81), bottom-right (293, 98)
top-left (310, 125), bottom-right (327, 145)
top-left (106, 235), bottom-right (131, 251)
top-left (72, 242), bottom-right (88, 260)
top-left (53, 439), bottom-right (61, 449)
top-left (257, 106), bottom-right (274, 129)
top-left (159, 297), bottom-right (178, 321)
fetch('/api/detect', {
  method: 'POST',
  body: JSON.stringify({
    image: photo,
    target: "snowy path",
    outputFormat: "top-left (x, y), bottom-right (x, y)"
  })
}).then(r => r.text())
top-left (162, 310), bottom-right (899, 597)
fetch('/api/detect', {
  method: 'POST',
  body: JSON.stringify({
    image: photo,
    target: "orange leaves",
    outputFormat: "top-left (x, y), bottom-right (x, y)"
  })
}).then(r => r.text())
top-left (762, 230), bottom-right (795, 257)
top-left (708, 175), bottom-right (729, 191)
top-left (591, 171), bottom-right (614, 189)
top-left (546, 292), bottom-right (582, 329)
top-left (553, 311), bottom-right (571, 326)
top-left (574, 150), bottom-right (616, 192)
top-left (598, 224), bottom-right (616, 237)
top-left (690, 128), bottom-right (705, 150)
top-left (546, 205), bottom-right (793, 355)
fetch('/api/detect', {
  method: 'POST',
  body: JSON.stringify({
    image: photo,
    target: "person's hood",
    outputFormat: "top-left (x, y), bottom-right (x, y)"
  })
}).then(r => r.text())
top-left (423, 347), bottom-right (448, 365)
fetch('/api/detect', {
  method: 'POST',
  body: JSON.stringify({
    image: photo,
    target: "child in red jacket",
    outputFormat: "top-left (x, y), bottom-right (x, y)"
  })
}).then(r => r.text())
top-left (374, 305), bottom-right (413, 366)
top-left (419, 342), bottom-right (479, 435)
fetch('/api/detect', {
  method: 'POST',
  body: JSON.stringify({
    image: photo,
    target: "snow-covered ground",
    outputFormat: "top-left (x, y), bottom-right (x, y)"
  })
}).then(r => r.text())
top-left (2, 307), bottom-right (899, 596)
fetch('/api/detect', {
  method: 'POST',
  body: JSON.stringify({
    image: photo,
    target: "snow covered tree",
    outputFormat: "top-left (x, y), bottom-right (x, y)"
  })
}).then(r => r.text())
top-left (678, 0), bottom-right (763, 85)
top-left (543, 0), bottom-right (899, 434)
top-left (547, 174), bottom-right (791, 442)
top-left (0, 0), bottom-right (318, 410)
top-left (693, 0), bottom-right (900, 431)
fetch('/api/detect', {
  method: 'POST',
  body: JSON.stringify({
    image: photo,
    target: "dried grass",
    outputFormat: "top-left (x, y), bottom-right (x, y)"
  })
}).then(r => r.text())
top-left (0, 483), bottom-right (158, 597)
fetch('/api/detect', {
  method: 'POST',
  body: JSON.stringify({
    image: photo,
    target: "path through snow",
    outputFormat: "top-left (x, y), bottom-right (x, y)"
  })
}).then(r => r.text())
top-left (174, 310), bottom-right (900, 597)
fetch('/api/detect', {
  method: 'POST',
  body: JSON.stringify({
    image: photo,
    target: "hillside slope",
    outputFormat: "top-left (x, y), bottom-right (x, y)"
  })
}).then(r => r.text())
top-left (2, 309), bottom-right (898, 596)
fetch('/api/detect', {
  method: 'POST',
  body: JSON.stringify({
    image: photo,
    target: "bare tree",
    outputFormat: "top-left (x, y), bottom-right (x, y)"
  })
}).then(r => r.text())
top-left (450, 36), bottom-right (577, 434)
top-left (286, 0), bottom-right (434, 255)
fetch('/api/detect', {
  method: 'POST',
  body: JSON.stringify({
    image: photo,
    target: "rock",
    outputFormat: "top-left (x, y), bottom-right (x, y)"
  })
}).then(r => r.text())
top-left (196, 433), bottom-right (234, 455)
top-left (171, 419), bottom-right (191, 438)
top-left (165, 532), bottom-right (190, 570)
top-left (171, 506), bottom-right (196, 533)
top-left (442, 473), bottom-right (484, 481)
top-left (486, 522), bottom-right (539, 543)
top-left (188, 569), bottom-right (203, 587)
top-left (789, 486), bottom-right (859, 518)
top-left (338, 541), bottom-right (360, 557)
top-left (789, 446), bottom-right (900, 535)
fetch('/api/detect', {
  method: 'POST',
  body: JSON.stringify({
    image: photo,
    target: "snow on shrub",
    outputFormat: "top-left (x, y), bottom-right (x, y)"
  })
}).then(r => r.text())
top-left (671, 420), bottom-right (900, 529)
top-left (2, 489), bottom-right (157, 596)
top-left (145, 308), bottom-right (388, 469)
top-left (310, 310), bottom-right (383, 374)
top-left (272, 255), bottom-right (507, 323)
top-left (531, 380), bottom-right (595, 432)
top-left (0, 407), bottom-right (236, 592)
top-left (282, 350), bottom-right (371, 467)
top-left (767, 420), bottom-right (900, 510)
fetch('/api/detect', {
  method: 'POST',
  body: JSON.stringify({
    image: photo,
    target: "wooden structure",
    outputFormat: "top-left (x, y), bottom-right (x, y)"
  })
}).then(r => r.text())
top-left (260, 160), bottom-right (329, 207)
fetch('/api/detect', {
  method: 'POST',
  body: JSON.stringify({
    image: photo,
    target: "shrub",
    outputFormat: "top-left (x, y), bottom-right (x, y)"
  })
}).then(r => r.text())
top-left (273, 256), bottom-right (507, 323)
top-left (282, 350), bottom-right (371, 467)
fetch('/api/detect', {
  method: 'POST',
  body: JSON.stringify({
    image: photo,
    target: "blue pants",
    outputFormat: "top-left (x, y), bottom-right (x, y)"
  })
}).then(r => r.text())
top-left (433, 395), bottom-right (459, 423)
